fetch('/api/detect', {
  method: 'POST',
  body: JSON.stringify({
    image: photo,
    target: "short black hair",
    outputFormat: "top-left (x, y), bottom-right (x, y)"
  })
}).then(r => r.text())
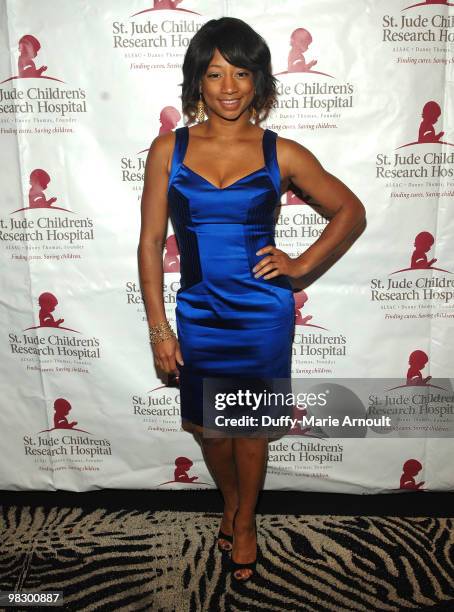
top-left (180, 17), bottom-right (278, 125)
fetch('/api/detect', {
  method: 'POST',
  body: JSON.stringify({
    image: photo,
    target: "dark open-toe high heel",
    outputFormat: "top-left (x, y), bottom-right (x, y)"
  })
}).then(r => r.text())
top-left (217, 507), bottom-right (238, 552)
top-left (230, 510), bottom-right (258, 583)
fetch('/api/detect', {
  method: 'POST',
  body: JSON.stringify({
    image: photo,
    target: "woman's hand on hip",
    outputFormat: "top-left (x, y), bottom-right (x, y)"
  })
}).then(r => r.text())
top-left (252, 245), bottom-right (304, 280)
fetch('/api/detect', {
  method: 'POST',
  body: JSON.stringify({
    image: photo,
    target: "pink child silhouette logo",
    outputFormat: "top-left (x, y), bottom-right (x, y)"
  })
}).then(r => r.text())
top-left (294, 289), bottom-right (328, 329)
top-left (287, 403), bottom-right (328, 438)
top-left (406, 349), bottom-right (432, 386)
top-left (288, 28), bottom-right (317, 73)
top-left (18, 34), bottom-right (47, 78)
top-left (274, 28), bottom-right (334, 79)
top-left (24, 292), bottom-right (80, 332)
top-left (0, 34), bottom-right (64, 84)
top-left (289, 403), bottom-right (309, 435)
top-left (137, 108), bottom-right (181, 157)
top-left (38, 398), bottom-right (90, 433)
top-left (284, 191), bottom-right (308, 206)
top-left (39, 292), bottom-right (64, 328)
top-left (386, 349), bottom-right (448, 391)
top-left (403, 0), bottom-right (453, 11)
top-left (159, 106), bottom-right (181, 134)
top-left (11, 169), bottom-right (73, 215)
top-left (158, 456), bottom-right (212, 487)
top-left (399, 459), bottom-right (425, 490)
top-left (163, 234), bottom-right (180, 273)
top-left (282, 186), bottom-right (321, 208)
top-left (174, 457), bottom-right (198, 482)
top-left (419, 101), bottom-right (445, 143)
top-left (131, 0), bottom-right (200, 17)
top-left (29, 169), bottom-right (57, 208)
top-left (411, 231), bottom-right (437, 269)
top-left (53, 398), bottom-right (78, 429)
top-left (389, 231), bottom-right (451, 275)
top-left (397, 101), bottom-right (453, 149)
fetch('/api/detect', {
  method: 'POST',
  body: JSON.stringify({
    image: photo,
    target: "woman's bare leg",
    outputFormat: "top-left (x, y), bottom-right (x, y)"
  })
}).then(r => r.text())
top-left (231, 436), bottom-right (268, 579)
top-left (184, 421), bottom-right (239, 548)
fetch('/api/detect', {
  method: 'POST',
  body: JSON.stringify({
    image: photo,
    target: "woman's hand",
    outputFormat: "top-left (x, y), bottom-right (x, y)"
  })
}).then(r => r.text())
top-left (152, 336), bottom-right (184, 377)
top-left (252, 245), bottom-right (305, 280)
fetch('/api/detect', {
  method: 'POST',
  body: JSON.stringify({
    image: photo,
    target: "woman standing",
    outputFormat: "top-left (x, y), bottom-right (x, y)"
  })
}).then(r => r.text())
top-left (138, 17), bottom-right (365, 582)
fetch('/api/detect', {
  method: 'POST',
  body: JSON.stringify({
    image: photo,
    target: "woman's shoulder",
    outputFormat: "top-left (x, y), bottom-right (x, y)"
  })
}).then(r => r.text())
top-left (273, 132), bottom-right (320, 180)
top-left (274, 132), bottom-right (313, 161)
top-left (151, 129), bottom-right (178, 151)
top-left (148, 130), bottom-right (180, 172)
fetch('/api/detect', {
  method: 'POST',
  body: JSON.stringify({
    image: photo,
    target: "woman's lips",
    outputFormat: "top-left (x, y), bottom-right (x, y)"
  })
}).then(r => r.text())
top-left (219, 99), bottom-right (240, 110)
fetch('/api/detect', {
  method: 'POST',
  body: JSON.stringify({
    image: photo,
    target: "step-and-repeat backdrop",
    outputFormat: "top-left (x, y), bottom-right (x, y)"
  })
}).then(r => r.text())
top-left (1, 0), bottom-right (453, 492)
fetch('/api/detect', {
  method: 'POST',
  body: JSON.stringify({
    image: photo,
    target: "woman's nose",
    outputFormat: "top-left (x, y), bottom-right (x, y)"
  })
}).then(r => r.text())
top-left (222, 75), bottom-right (237, 93)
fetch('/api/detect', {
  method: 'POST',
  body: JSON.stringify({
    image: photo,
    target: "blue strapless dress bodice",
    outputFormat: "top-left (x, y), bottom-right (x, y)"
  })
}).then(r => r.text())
top-left (168, 126), bottom-right (295, 428)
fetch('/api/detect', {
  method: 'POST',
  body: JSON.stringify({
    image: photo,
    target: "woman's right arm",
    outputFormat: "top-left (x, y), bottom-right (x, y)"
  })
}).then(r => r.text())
top-left (138, 132), bottom-right (183, 376)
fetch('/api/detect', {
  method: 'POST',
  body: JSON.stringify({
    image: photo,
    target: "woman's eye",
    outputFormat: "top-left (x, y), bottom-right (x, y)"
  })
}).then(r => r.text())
top-left (206, 71), bottom-right (249, 78)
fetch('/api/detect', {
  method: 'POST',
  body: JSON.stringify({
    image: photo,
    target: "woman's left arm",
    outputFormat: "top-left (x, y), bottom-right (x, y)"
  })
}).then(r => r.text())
top-left (253, 137), bottom-right (366, 280)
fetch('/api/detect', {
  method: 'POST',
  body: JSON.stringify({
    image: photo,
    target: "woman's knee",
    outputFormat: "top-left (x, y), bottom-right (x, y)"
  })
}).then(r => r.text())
top-left (181, 419), bottom-right (228, 443)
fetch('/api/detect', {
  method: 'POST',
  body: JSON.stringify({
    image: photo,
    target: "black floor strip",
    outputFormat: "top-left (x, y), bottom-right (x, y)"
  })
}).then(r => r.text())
top-left (1, 489), bottom-right (453, 517)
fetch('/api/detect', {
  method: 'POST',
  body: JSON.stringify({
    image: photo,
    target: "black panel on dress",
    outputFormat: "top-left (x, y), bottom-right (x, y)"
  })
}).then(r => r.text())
top-left (168, 185), bottom-right (203, 291)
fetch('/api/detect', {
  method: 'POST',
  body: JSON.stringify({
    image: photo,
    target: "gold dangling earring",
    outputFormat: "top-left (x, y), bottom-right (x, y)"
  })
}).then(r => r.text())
top-left (250, 106), bottom-right (257, 124)
top-left (196, 93), bottom-right (206, 123)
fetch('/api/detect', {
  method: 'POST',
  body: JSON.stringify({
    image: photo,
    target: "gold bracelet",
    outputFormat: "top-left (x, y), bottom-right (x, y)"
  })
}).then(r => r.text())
top-left (149, 321), bottom-right (176, 345)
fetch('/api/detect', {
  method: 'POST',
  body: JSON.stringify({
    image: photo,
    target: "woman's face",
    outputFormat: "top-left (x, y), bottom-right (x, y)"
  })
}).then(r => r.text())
top-left (200, 48), bottom-right (255, 121)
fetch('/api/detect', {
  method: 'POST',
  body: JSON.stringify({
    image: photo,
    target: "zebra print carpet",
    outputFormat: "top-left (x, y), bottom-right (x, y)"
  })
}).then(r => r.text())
top-left (1, 506), bottom-right (453, 611)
